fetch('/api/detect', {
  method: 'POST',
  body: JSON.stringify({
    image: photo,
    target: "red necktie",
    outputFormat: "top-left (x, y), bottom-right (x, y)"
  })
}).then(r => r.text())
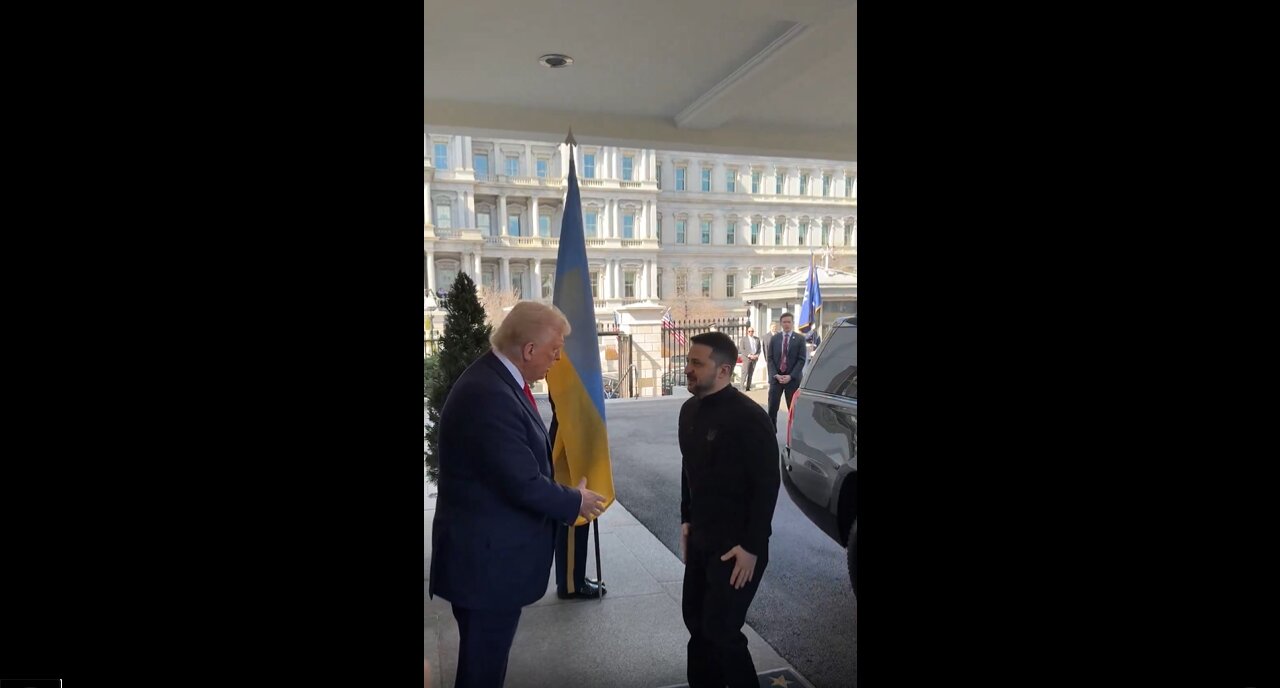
top-left (780, 334), bottom-right (789, 373)
top-left (523, 383), bottom-right (538, 411)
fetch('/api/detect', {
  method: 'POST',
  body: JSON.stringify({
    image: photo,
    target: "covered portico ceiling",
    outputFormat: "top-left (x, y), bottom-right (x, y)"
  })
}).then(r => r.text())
top-left (424, 0), bottom-right (856, 161)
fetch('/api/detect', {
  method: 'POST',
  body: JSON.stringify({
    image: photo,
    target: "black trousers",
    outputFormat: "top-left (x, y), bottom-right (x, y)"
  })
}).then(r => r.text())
top-left (742, 358), bottom-right (758, 390)
top-left (451, 604), bottom-right (522, 688)
top-left (767, 376), bottom-right (801, 428)
top-left (555, 521), bottom-right (591, 594)
top-left (683, 538), bottom-right (768, 688)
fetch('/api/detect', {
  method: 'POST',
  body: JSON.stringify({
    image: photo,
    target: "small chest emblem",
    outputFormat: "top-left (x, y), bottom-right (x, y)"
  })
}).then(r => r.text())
top-left (706, 428), bottom-right (717, 441)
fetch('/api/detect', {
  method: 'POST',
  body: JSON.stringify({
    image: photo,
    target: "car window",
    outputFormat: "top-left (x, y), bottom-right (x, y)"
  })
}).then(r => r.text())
top-left (802, 325), bottom-right (856, 399)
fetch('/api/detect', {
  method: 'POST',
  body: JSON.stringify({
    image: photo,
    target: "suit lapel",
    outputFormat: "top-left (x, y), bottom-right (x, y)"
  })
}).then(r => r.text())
top-left (482, 352), bottom-right (552, 447)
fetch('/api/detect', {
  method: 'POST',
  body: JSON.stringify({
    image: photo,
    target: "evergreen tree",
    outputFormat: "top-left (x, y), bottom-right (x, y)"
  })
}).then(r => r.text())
top-left (424, 272), bottom-right (492, 481)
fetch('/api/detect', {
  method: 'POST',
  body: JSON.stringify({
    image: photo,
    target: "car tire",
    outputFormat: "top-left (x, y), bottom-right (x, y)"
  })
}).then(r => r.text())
top-left (847, 519), bottom-right (857, 596)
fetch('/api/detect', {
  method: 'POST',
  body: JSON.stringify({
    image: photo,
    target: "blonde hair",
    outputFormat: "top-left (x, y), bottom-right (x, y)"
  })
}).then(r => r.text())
top-left (490, 301), bottom-right (571, 352)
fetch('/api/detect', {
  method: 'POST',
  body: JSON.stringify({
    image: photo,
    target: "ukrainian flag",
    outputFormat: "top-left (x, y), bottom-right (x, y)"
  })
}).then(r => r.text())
top-left (547, 145), bottom-right (615, 524)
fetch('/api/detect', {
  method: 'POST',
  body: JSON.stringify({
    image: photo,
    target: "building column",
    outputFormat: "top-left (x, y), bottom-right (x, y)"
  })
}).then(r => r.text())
top-left (462, 191), bottom-right (473, 228)
top-left (533, 259), bottom-right (543, 299)
top-left (426, 251), bottom-right (436, 292)
top-left (462, 136), bottom-right (473, 170)
top-left (498, 194), bottom-right (508, 236)
top-left (530, 195), bottom-right (540, 236)
top-left (474, 252), bottom-right (481, 277)
top-left (614, 259), bottom-right (623, 299)
top-left (501, 257), bottom-right (511, 292)
top-left (451, 136), bottom-right (462, 171)
top-left (424, 180), bottom-right (432, 224)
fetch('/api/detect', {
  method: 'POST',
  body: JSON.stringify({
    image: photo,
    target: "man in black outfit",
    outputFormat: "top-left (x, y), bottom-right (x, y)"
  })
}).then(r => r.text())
top-left (678, 331), bottom-right (780, 688)
top-left (766, 312), bottom-right (806, 429)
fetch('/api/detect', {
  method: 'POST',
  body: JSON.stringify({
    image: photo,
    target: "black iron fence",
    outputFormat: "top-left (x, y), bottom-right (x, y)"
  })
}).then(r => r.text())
top-left (662, 317), bottom-right (749, 393)
top-left (597, 324), bottom-right (635, 399)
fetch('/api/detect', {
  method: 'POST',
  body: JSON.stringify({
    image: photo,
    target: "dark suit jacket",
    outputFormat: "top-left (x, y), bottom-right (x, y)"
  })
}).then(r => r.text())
top-left (766, 330), bottom-right (807, 383)
top-left (429, 351), bottom-right (581, 610)
top-left (679, 386), bottom-right (780, 557)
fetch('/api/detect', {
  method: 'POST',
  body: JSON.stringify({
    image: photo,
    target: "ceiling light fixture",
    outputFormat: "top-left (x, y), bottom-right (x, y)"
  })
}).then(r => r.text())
top-left (538, 54), bottom-right (574, 68)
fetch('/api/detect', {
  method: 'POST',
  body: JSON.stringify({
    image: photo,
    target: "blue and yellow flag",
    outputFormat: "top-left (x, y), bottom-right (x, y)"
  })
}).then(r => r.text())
top-left (797, 253), bottom-right (823, 333)
top-left (547, 147), bottom-right (614, 524)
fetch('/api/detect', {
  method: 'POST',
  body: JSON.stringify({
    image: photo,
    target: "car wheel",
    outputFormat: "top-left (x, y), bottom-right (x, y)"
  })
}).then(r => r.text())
top-left (847, 519), bottom-right (857, 596)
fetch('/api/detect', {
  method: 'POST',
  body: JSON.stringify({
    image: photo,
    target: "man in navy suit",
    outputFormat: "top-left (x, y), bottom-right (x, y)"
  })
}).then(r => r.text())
top-left (766, 312), bottom-right (807, 429)
top-left (429, 301), bottom-right (607, 688)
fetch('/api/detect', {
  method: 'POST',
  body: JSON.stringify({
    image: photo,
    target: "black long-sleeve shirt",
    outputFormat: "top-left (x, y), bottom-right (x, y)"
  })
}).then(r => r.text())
top-left (679, 385), bottom-right (780, 557)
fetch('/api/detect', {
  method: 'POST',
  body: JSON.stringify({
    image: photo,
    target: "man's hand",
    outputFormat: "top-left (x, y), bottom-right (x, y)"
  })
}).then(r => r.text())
top-left (577, 477), bottom-right (606, 521)
top-left (720, 545), bottom-right (758, 589)
top-left (748, 354), bottom-right (758, 361)
top-left (777, 374), bottom-right (791, 384)
top-left (680, 523), bottom-right (691, 563)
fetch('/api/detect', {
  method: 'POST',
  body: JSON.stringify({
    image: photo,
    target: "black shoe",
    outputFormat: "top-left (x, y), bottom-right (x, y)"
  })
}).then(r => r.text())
top-left (557, 578), bottom-right (606, 600)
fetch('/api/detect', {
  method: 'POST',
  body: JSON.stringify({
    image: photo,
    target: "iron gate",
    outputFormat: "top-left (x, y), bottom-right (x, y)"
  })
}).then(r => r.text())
top-left (598, 324), bottom-right (635, 399)
top-left (661, 317), bottom-right (749, 394)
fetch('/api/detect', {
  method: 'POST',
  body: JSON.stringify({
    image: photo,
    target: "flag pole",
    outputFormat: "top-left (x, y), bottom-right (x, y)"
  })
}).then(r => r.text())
top-left (815, 252), bottom-right (823, 338)
top-left (594, 517), bottom-right (604, 598)
top-left (566, 126), bottom-right (605, 596)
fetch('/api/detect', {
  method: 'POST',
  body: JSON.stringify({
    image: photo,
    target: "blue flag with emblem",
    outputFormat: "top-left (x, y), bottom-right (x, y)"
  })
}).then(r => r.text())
top-left (797, 253), bottom-right (822, 333)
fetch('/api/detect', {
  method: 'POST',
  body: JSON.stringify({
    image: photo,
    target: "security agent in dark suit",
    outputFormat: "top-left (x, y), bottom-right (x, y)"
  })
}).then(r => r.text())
top-left (738, 327), bottom-right (761, 391)
top-left (678, 331), bottom-right (780, 687)
top-left (429, 301), bottom-right (607, 688)
top-left (766, 312), bottom-right (807, 428)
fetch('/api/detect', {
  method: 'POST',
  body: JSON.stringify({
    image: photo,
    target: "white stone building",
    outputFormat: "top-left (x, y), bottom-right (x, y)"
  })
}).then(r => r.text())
top-left (424, 131), bottom-right (856, 322)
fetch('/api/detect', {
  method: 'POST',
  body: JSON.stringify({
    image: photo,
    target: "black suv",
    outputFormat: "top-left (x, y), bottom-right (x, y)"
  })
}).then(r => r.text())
top-left (780, 316), bottom-right (857, 594)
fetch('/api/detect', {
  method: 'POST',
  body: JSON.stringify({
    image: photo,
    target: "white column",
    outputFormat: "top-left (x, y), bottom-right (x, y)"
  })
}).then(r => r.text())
top-left (533, 259), bottom-right (543, 299)
top-left (498, 194), bottom-right (508, 236)
top-left (463, 137), bottom-right (473, 170)
top-left (463, 191), bottom-right (473, 228)
top-left (530, 195), bottom-right (540, 236)
top-left (714, 160), bottom-right (725, 192)
top-left (424, 180), bottom-right (432, 224)
top-left (426, 251), bottom-right (436, 293)
top-left (451, 137), bottom-right (461, 171)
top-left (614, 259), bottom-right (622, 299)
top-left (614, 200), bottom-right (622, 239)
top-left (474, 252), bottom-right (481, 276)
top-left (525, 144), bottom-right (532, 178)
top-left (501, 257), bottom-right (510, 291)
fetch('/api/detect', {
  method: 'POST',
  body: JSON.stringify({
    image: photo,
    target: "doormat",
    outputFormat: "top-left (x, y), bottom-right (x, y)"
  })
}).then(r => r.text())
top-left (657, 666), bottom-right (812, 688)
